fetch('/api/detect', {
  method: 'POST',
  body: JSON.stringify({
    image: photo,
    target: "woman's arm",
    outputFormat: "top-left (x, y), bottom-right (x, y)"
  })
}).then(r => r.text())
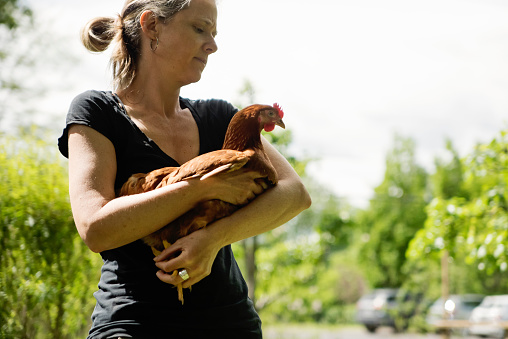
top-left (154, 136), bottom-right (312, 287)
top-left (68, 124), bottom-right (265, 253)
top-left (207, 137), bottom-right (312, 244)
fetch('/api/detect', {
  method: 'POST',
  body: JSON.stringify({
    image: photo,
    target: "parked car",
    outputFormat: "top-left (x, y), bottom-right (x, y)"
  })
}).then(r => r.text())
top-left (469, 295), bottom-right (508, 339)
top-left (426, 294), bottom-right (484, 334)
top-left (356, 288), bottom-right (424, 333)
top-left (356, 288), bottom-right (399, 332)
top-left (426, 294), bottom-right (484, 325)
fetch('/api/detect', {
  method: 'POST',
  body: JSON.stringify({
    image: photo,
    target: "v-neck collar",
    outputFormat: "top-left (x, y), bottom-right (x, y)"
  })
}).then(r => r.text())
top-left (110, 92), bottom-right (204, 166)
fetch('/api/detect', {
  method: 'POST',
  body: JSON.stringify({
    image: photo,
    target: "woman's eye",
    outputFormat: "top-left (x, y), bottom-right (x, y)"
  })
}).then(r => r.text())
top-left (194, 26), bottom-right (204, 33)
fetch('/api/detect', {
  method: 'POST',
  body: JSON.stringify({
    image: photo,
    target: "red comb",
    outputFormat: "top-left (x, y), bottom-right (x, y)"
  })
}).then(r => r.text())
top-left (273, 103), bottom-right (284, 118)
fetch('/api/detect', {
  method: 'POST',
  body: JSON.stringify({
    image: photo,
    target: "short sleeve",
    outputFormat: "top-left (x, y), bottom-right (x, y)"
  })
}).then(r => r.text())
top-left (57, 90), bottom-right (117, 158)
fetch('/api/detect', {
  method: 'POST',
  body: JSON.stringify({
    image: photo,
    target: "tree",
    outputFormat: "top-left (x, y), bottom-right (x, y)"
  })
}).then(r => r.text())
top-left (357, 135), bottom-right (428, 288)
top-left (0, 129), bottom-right (101, 338)
top-left (407, 130), bottom-right (508, 294)
top-left (429, 138), bottom-right (469, 202)
top-left (0, 2), bottom-right (79, 131)
top-left (0, 0), bottom-right (32, 112)
top-left (398, 140), bottom-right (482, 331)
top-left (0, 0), bottom-right (31, 29)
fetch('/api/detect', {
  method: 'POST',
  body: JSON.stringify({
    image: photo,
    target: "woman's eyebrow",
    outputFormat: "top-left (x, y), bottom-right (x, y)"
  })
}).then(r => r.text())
top-left (200, 17), bottom-right (216, 27)
top-left (200, 17), bottom-right (218, 35)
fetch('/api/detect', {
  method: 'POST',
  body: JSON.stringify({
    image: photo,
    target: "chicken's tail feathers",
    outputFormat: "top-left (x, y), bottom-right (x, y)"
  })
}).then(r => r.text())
top-left (119, 167), bottom-right (180, 195)
top-left (119, 173), bottom-right (147, 195)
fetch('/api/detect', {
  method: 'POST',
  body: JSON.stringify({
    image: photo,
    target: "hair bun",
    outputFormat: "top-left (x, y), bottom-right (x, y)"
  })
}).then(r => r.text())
top-left (80, 16), bottom-right (117, 53)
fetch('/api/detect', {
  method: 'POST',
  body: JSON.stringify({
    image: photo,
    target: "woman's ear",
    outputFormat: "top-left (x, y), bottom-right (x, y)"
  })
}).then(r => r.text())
top-left (139, 10), bottom-right (158, 39)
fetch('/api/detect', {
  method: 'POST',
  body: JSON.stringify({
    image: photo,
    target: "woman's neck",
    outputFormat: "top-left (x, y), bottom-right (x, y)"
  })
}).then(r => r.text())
top-left (115, 78), bottom-right (183, 120)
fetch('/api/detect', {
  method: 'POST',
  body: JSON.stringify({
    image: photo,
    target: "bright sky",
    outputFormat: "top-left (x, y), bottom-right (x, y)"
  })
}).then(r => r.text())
top-left (23, 0), bottom-right (508, 207)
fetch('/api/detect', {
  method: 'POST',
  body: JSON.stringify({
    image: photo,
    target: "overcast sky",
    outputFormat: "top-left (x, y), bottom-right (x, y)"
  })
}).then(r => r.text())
top-left (21, 0), bottom-right (508, 207)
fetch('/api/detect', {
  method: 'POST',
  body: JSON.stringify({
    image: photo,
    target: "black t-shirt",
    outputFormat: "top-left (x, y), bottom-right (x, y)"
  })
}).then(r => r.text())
top-left (58, 90), bottom-right (261, 338)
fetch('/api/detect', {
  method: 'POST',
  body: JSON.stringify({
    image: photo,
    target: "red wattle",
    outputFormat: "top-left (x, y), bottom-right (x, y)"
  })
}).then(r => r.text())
top-left (264, 124), bottom-right (275, 132)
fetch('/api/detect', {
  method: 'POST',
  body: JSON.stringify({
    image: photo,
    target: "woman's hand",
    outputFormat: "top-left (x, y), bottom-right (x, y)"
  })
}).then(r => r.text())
top-left (152, 167), bottom-right (268, 287)
top-left (204, 168), bottom-right (265, 205)
top-left (153, 227), bottom-right (220, 288)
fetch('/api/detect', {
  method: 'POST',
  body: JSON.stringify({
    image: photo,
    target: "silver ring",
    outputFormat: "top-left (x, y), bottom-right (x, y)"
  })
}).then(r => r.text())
top-left (178, 269), bottom-right (190, 281)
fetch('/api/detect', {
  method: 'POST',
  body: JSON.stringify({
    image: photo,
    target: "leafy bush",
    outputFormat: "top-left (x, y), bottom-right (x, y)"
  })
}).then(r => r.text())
top-left (0, 130), bottom-right (101, 338)
top-left (407, 130), bottom-right (508, 294)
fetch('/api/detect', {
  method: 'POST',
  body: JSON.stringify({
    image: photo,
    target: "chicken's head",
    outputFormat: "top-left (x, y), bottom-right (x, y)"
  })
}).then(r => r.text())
top-left (258, 103), bottom-right (285, 132)
top-left (223, 103), bottom-right (286, 150)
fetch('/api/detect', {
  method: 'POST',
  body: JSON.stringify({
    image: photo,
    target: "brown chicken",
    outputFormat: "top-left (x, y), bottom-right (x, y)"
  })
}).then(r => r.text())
top-left (119, 103), bottom-right (285, 303)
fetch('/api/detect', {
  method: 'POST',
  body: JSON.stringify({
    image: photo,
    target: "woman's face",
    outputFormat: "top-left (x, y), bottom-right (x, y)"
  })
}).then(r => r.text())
top-left (156, 0), bottom-right (218, 86)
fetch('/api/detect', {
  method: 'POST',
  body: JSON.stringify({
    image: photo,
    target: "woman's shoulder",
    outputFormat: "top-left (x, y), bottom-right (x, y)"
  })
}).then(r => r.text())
top-left (58, 90), bottom-right (123, 158)
top-left (66, 90), bottom-right (122, 126)
top-left (70, 90), bottom-right (116, 109)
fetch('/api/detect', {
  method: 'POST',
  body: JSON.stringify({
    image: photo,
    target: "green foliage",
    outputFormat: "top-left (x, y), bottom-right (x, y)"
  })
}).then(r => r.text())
top-left (244, 126), bottom-right (508, 327)
top-left (357, 135), bottom-right (428, 288)
top-left (0, 0), bottom-right (31, 30)
top-left (256, 241), bottom-right (365, 324)
top-left (430, 139), bottom-right (466, 199)
top-left (0, 0), bottom-right (31, 95)
top-left (0, 130), bottom-right (101, 338)
top-left (246, 180), bottom-right (361, 324)
top-left (407, 130), bottom-right (508, 299)
top-left (1, 4), bottom-right (79, 130)
top-left (402, 142), bottom-right (469, 302)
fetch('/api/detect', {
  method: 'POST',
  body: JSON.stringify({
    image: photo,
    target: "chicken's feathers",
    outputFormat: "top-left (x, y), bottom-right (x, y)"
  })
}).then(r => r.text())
top-left (199, 163), bottom-right (239, 181)
top-left (159, 150), bottom-right (251, 184)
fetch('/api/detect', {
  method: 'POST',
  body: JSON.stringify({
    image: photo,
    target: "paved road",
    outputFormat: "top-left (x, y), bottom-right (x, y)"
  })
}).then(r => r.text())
top-left (264, 325), bottom-right (479, 339)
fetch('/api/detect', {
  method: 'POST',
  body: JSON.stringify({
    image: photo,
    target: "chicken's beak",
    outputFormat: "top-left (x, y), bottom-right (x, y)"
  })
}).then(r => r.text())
top-left (276, 118), bottom-right (285, 129)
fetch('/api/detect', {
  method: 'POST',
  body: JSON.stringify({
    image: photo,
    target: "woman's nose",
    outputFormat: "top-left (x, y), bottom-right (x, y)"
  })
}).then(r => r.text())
top-left (205, 37), bottom-right (218, 55)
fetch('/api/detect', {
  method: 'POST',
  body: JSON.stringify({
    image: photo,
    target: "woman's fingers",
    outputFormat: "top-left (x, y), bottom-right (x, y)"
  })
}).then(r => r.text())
top-left (155, 267), bottom-right (207, 289)
top-left (206, 168), bottom-right (267, 205)
top-left (253, 179), bottom-right (265, 195)
top-left (153, 230), bottom-right (219, 288)
top-left (234, 173), bottom-right (267, 204)
top-left (154, 245), bottom-right (185, 273)
top-left (156, 268), bottom-right (203, 289)
top-left (153, 242), bottom-right (181, 262)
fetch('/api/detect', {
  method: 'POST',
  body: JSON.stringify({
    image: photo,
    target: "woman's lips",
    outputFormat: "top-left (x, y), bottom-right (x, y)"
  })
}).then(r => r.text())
top-left (195, 57), bottom-right (207, 66)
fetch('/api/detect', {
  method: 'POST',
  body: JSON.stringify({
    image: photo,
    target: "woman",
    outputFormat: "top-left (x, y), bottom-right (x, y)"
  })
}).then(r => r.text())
top-left (58, 0), bottom-right (311, 337)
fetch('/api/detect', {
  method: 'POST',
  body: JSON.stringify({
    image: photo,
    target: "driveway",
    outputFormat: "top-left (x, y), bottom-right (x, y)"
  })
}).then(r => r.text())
top-left (264, 325), bottom-right (478, 339)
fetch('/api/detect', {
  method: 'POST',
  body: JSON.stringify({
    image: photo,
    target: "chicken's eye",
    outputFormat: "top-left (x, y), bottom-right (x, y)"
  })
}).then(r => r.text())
top-left (267, 111), bottom-right (275, 117)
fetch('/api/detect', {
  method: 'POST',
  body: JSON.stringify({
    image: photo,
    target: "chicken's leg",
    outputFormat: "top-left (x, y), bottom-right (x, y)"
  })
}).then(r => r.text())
top-left (152, 240), bottom-right (186, 304)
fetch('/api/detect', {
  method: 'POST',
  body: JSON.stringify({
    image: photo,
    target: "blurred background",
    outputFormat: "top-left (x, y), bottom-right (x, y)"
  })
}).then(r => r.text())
top-left (1, 0), bottom-right (507, 338)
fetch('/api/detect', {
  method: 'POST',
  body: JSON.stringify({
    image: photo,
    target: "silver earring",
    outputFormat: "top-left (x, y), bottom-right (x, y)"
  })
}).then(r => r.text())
top-left (150, 37), bottom-right (159, 52)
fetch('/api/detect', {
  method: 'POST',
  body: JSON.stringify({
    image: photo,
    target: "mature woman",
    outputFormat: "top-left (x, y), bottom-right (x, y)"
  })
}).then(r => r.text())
top-left (58, 0), bottom-right (311, 337)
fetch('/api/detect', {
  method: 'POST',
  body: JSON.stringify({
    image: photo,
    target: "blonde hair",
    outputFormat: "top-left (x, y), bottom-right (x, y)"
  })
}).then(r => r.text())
top-left (80, 0), bottom-right (192, 90)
